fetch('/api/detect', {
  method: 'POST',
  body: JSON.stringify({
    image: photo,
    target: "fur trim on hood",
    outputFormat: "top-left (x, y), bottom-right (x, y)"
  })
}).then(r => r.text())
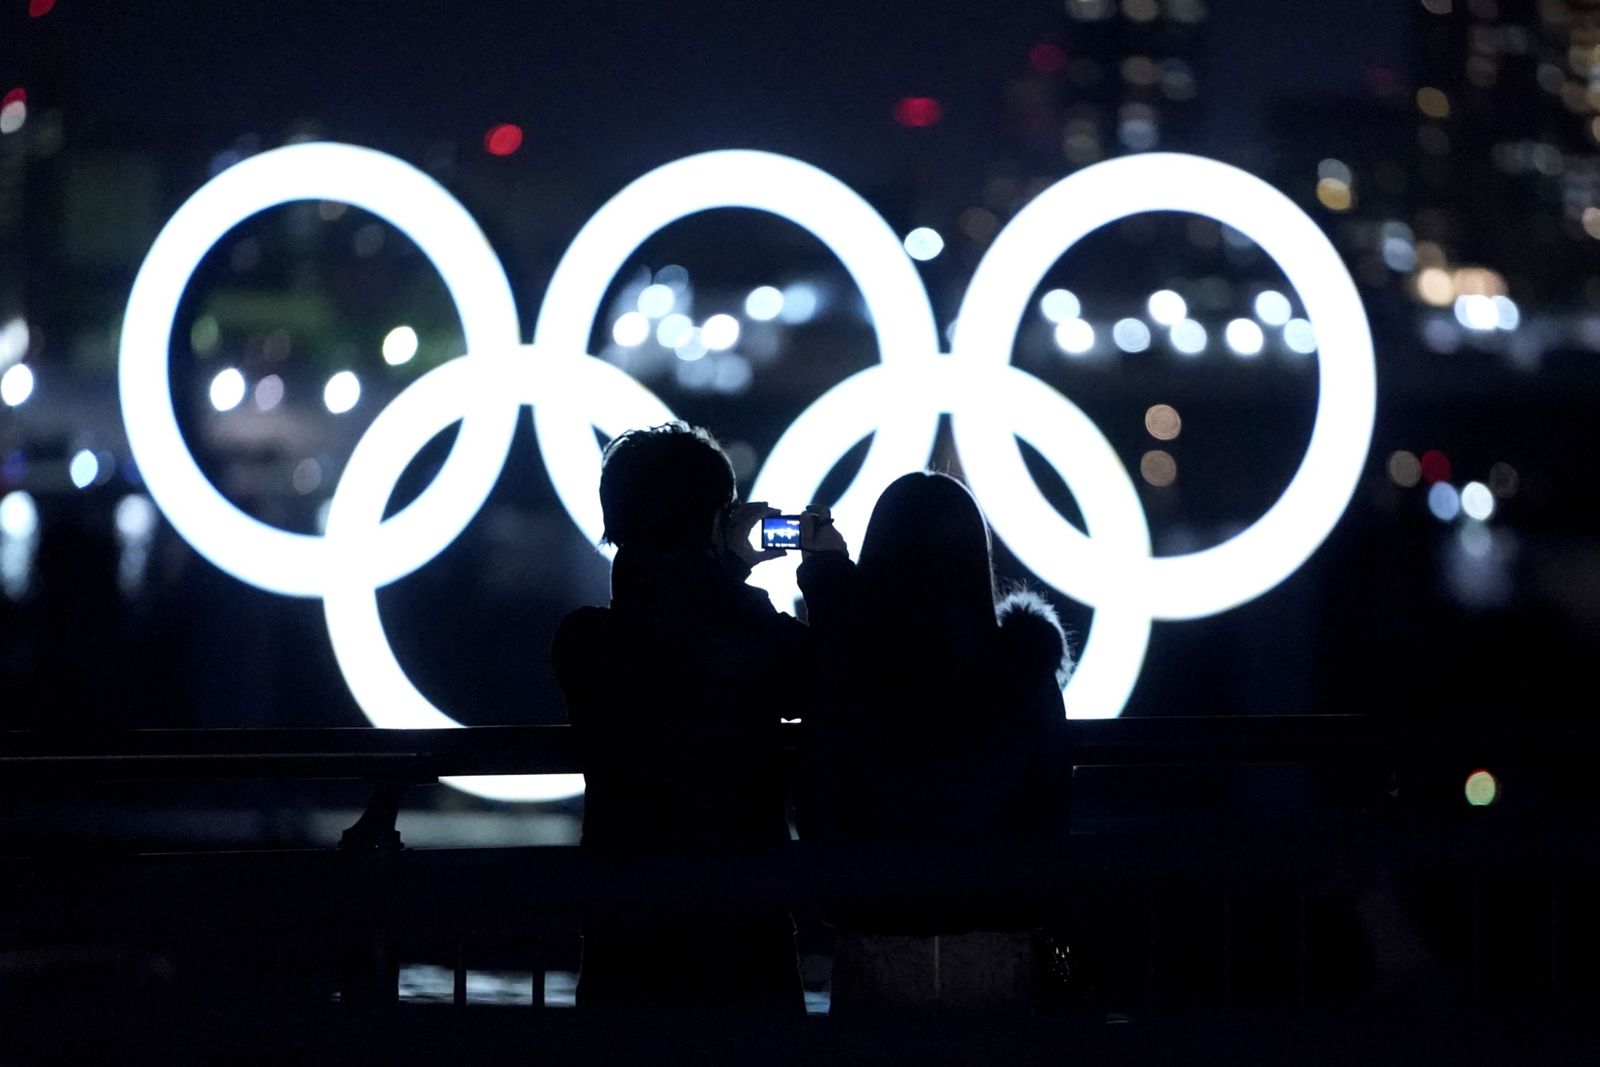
top-left (997, 588), bottom-right (1075, 688)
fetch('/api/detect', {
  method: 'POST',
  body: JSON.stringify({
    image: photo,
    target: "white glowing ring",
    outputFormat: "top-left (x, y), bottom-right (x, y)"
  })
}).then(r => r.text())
top-left (532, 150), bottom-right (942, 545)
top-left (118, 143), bottom-right (522, 597)
top-left (321, 347), bottom-right (676, 802)
top-left (749, 361), bottom-right (1152, 719)
top-left (951, 152), bottom-right (1376, 620)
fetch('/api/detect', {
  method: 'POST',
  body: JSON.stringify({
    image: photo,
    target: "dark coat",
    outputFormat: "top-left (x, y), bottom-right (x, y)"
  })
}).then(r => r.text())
top-left (552, 544), bottom-right (810, 1012)
top-left (796, 557), bottom-right (1072, 932)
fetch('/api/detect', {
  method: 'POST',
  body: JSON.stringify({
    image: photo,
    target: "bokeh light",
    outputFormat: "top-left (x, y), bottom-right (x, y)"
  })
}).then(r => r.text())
top-left (1029, 42), bottom-right (1067, 74)
top-left (1169, 318), bottom-right (1207, 355)
top-left (0, 363), bottom-right (34, 407)
top-left (903, 227), bottom-right (945, 261)
top-left (1487, 462), bottom-right (1518, 498)
top-left (483, 123), bottom-right (524, 156)
top-left (1147, 289), bottom-right (1186, 326)
top-left (1224, 318), bottom-right (1264, 356)
top-left (655, 313), bottom-right (693, 348)
top-left (1053, 318), bottom-right (1095, 355)
top-left (1140, 449), bottom-right (1177, 487)
top-left (1465, 769), bottom-right (1498, 807)
top-left (892, 97), bottom-right (944, 128)
top-left (253, 374), bottom-right (284, 411)
top-left (1460, 480), bottom-right (1495, 521)
top-left (208, 367), bottom-right (246, 412)
top-left (1427, 481), bottom-right (1461, 521)
top-left (1112, 317), bottom-right (1151, 352)
top-left (323, 371), bottom-right (361, 414)
top-left (611, 311), bottom-right (649, 347)
top-left (1419, 449), bottom-right (1452, 484)
top-left (1144, 403), bottom-right (1181, 440)
top-left (700, 313), bottom-right (740, 351)
top-left (1040, 289), bottom-right (1081, 323)
top-left (744, 286), bottom-right (783, 321)
top-left (1387, 450), bottom-right (1421, 488)
top-left (636, 283), bottom-right (675, 318)
top-left (1283, 318), bottom-right (1317, 354)
top-left (69, 449), bottom-right (99, 490)
top-left (1253, 290), bottom-right (1292, 326)
top-left (382, 325), bottom-right (419, 366)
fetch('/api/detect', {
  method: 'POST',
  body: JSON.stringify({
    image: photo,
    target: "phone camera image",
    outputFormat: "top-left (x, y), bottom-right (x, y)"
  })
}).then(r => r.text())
top-left (761, 516), bottom-right (803, 551)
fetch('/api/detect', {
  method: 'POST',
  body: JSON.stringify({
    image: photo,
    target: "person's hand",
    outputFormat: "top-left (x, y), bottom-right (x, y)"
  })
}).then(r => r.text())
top-left (801, 503), bottom-right (848, 560)
top-left (716, 501), bottom-right (787, 567)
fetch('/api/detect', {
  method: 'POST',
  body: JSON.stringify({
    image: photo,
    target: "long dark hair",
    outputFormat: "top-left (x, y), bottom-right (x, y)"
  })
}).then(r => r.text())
top-left (857, 472), bottom-right (999, 650)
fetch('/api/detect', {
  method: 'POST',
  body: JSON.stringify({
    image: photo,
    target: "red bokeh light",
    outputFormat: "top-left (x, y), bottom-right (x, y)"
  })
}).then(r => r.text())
top-left (484, 123), bottom-right (524, 156)
top-left (28, 0), bottom-right (56, 16)
top-left (2, 88), bottom-right (26, 109)
top-left (1419, 449), bottom-right (1452, 485)
top-left (892, 97), bottom-right (943, 128)
top-left (1029, 43), bottom-right (1067, 74)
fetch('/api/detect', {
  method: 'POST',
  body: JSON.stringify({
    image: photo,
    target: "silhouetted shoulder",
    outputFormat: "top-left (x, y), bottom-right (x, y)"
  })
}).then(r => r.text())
top-left (996, 589), bottom-right (1073, 688)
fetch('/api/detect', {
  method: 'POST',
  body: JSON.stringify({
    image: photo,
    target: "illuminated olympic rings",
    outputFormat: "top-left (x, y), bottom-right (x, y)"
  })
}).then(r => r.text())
top-left (118, 143), bottom-right (1375, 802)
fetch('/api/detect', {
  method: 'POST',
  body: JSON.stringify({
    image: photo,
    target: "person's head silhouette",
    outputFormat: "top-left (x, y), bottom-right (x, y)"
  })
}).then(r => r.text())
top-left (599, 422), bottom-right (736, 551)
top-left (858, 471), bottom-right (997, 628)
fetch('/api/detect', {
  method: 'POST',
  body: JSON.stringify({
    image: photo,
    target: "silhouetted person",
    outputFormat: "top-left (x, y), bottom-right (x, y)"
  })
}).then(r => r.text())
top-left (552, 423), bottom-right (808, 1016)
top-left (795, 471), bottom-right (1072, 1013)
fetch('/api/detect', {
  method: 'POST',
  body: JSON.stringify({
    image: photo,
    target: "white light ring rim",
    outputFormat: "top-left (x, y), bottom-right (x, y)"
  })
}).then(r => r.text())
top-left (118, 142), bottom-right (523, 597)
top-left (531, 150), bottom-right (942, 547)
top-left (951, 152), bottom-right (1376, 619)
top-left (746, 362), bottom-right (942, 613)
top-left (322, 348), bottom-right (675, 803)
top-left (949, 365), bottom-right (1154, 719)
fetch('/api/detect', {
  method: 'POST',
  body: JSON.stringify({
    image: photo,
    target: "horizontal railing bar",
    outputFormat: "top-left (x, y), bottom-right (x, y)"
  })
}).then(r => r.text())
top-left (0, 715), bottom-right (1592, 783)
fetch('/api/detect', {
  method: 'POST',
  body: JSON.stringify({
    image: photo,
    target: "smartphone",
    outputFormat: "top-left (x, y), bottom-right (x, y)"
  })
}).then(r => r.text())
top-left (760, 515), bottom-right (804, 551)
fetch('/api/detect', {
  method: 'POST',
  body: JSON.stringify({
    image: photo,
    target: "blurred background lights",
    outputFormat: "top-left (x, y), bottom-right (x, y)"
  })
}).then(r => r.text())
top-left (1415, 267), bottom-right (1455, 306)
top-left (1464, 769), bottom-right (1498, 807)
top-left (1144, 403), bottom-right (1181, 440)
top-left (1488, 462), bottom-right (1518, 498)
top-left (381, 325), bottom-right (419, 366)
top-left (483, 123), bottom-right (524, 156)
top-left (1491, 294), bottom-right (1520, 330)
top-left (1170, 318), bottom-right (1207, 355)
top-left (1147, 289), bottom-right (1187, 325)
top-left (674, 329), bottom-right (708, 362)
top-left (777, 283), bottom-right (818, 324)
top-left (1, 363), bottom-right (34, 407)
top-left (903, 227), bottom-right (944, 261)
top-left (1283, 318), bottom-right (1317, 354)
top-left (28, 0), bottom-right (57, 15)
top-left (1112, 318), bottom-right (1152, 353)
top-left (655, 312), bottom-right (693, 348)
top-left (1419, 449), bottom-right (1452, 484)
top-left (1427, 481), bottom-right (1461, 521)
top-left (1388, 450), bottom-right (1422, 488)
top-left (253, 374), bottom-right (284, 412)
top-left (114, 494), bottom-right (158, 542)
top-left (0, 98), bottom-right (25, 137)
top-left (1224, 317), bottom-right (1264, 356)
top-left (636, 283), bottom-right (675, 318)
top-left (654, 264), bottom-right (689, 288)
top-left (892, 96), bottom-right (943, 128)
top-left (190, 315), bottom-right (221, 356)
top-left (1460, 480), bottom-right (1495, 521)
top-left (1053, 318), bottom-right (1095, 355)
top-left (292, 458), bottom-right (322, 495)
top-left (700, 313), bottom-right (740, 351)
top-left (611, 310), bottom-right (650, 347)
top-left (1040, 288), bottom-right (1081, 323)
top-left (208, 367), bottom-right (246, 412)
top-left (0, 317), bottom-right (28, 366)
top-left (1140, 449), bottom-right (1177, 487)
top-left (323, 371), bottom-right (361, 415)
top-left (68, 449), bottom-right (99, 490)
top-left (1454, 294), bottom-right (1500, 331)
top-left (743, 286), bottom-right (783, 321)
top-left (1253, 290), bottom-right (1292, 326)
top-left (0, 491), bottom-right (38, 540)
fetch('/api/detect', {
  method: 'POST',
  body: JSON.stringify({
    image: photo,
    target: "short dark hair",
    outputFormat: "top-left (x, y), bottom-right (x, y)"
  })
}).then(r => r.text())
top-left (598, 423), bottom-right (736, 549)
